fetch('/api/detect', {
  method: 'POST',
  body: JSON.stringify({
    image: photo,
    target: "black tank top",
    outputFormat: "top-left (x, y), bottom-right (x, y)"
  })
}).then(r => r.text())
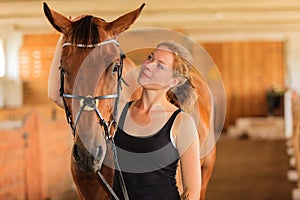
top-left (112, 102), bottom-right (181, 200)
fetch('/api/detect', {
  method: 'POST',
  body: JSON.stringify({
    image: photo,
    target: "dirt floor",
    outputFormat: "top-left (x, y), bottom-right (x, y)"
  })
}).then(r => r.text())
top-left (53, 136), bottom-right (294, 200)
top-left (206, 136), bottom-right (294, 200)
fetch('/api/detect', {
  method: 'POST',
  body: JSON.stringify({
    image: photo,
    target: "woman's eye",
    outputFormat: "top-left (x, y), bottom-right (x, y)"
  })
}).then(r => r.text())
top-left (157, 63), bottom-right (164, 70)
top-left (147, 54), bottom-right (153, 61)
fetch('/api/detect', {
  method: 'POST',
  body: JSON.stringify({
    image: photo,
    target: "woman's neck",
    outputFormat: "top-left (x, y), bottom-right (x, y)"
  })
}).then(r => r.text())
top-left (135, 88), bottom-right (170, 112)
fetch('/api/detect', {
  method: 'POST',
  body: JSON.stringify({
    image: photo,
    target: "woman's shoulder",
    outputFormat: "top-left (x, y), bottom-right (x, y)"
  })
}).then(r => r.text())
top-left (171, 111), bottom-right (198, 152)
top-left (176, 111), bottom-right (196, 126)
top-left (172, 111), bottom-right (197, 140)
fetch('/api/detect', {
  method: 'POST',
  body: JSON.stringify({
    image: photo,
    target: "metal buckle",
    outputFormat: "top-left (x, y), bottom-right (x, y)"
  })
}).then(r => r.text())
top-left (80, 95), bottom-right (99, 111)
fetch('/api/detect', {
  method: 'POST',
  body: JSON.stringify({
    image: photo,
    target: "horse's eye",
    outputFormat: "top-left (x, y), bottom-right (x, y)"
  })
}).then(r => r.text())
top-left (112, 63), bottom-right (120, 74)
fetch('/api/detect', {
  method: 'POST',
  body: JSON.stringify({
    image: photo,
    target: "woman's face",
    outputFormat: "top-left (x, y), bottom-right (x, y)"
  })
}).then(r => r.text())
top-left (138, 46), bottom-right (178, 90)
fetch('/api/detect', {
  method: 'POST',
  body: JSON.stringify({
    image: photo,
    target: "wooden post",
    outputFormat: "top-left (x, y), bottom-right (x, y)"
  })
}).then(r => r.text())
top-left (23, 111), bottom-right (43, 200)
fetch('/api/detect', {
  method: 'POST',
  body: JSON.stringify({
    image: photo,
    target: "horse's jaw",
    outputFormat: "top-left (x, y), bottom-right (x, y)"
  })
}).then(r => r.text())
top-left (70, 155), bottom-right (113, 200)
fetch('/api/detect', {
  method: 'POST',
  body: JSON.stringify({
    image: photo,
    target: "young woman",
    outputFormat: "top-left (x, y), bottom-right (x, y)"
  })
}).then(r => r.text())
top-left (112, 41), bottom-right (201, 200)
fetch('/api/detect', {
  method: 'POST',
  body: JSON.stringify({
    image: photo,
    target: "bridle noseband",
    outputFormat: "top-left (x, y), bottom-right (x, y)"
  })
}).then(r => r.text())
top-left (59, 38), bottom-right (129, 200)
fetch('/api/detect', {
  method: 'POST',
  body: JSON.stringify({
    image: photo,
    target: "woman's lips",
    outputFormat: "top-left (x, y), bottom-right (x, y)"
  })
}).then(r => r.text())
top-left (141, 71), bottom-right (151, 79)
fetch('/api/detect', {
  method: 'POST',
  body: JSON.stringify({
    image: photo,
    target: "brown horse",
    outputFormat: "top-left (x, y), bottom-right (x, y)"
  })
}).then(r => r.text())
top-left (44, 2), bottom-right (145, 199)
top-left (44, 2), bottom-right (216, 200)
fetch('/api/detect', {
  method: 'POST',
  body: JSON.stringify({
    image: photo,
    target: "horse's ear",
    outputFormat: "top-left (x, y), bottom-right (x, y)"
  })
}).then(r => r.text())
top-left (43, 2), bottom-right (71, 33)
top-left (106, 3), bottom-right (145, 35)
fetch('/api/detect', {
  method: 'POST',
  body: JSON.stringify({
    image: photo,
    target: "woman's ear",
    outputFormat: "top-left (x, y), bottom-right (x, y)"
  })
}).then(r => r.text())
top-left (169, 77), bottom-right (182, 88)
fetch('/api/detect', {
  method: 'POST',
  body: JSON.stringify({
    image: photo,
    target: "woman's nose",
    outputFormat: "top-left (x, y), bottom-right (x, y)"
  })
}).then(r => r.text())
top-left (144, 62), bottom-right (156, 71)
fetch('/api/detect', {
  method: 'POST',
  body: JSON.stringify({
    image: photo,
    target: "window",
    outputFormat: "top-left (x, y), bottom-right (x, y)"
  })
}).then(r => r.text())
top-left (0, 38), bottom-right (5, 77)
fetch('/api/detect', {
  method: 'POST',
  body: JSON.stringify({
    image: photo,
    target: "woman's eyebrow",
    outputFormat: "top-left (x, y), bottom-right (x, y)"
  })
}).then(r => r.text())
top-left (158, 60), bottom-right (167, 65)
top-left (154, 54), bottom-right (167, 65)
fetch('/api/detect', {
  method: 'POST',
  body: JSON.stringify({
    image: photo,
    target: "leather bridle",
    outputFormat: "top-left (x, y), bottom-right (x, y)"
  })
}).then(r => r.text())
top-left (60, 39), bottom-right (122, 139)
top-left (59, 38), bottom-right (129, 200)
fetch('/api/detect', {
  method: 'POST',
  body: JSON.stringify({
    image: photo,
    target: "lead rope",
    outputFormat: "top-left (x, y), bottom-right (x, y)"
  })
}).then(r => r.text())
top-left (112, 139), bottom-right (130, 200)
top-left (96, 137), bottom-right (129, 200)
top-left (97, 170), bottom-right (121, 200)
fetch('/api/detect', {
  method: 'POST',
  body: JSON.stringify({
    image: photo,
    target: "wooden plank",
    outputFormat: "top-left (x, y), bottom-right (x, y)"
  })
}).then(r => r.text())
top-left (0, 128), bottom-right (26, 200)
top-left (23, 112), bottom-right (43, 200)
top-left (0, 109), bottom-right (74, 199)
top-left (39, 119), bottom-right (74, 199)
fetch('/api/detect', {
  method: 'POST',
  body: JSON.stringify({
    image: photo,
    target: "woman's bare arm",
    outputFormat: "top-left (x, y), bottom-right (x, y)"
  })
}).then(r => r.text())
top-left (174, 112), bottom-right (201, 200)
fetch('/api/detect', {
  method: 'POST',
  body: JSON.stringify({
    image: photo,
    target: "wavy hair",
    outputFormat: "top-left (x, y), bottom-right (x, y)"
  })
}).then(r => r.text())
top-left (156, 41), bottom-right (198, 113)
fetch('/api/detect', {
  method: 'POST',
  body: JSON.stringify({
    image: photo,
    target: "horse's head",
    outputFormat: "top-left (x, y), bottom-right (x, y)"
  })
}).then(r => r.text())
top-left (43, 3), bottom-right (144, 172)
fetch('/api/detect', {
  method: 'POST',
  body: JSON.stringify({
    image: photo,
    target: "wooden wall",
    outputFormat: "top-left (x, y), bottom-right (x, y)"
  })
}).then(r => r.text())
top-left (202, 41), bottom-right (285, 129)
top-left (20, 34), bottom-right (60, 105)
top-left (290, 93), bottom-right (300, 188)
top-left (0, 111), bottom-right (73, 200)
top-left (19, 34), bottom-right (285, 130)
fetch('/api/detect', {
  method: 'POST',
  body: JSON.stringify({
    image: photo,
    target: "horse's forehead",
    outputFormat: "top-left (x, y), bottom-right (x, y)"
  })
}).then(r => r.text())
top-left (86, 46), bottom-right (120, 67)
top-left (67, 47), bottom-right (118, 93)
top-left (63, 45), bottom-right (119, 77)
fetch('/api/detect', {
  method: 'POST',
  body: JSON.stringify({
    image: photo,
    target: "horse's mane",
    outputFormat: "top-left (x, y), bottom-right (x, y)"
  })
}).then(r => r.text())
top-left (70, 15), bottom-right (101, 46)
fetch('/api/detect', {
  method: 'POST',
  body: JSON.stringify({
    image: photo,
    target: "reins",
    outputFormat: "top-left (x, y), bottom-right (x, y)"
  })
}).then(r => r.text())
top-left (59, 38), bottom-right (129, 200)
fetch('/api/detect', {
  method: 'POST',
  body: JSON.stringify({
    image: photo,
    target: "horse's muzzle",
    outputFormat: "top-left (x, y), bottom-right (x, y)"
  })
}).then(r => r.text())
top-left (72, 143), bottom-right (104, 172)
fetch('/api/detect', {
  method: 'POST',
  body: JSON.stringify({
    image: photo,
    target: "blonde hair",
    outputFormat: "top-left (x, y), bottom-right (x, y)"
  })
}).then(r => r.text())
top-left (156, 41), bottom-right (197, 113)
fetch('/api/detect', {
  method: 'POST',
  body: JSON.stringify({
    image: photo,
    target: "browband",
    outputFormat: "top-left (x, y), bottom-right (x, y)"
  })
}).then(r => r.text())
top-left (62, 38), bottom-right (119, 48)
